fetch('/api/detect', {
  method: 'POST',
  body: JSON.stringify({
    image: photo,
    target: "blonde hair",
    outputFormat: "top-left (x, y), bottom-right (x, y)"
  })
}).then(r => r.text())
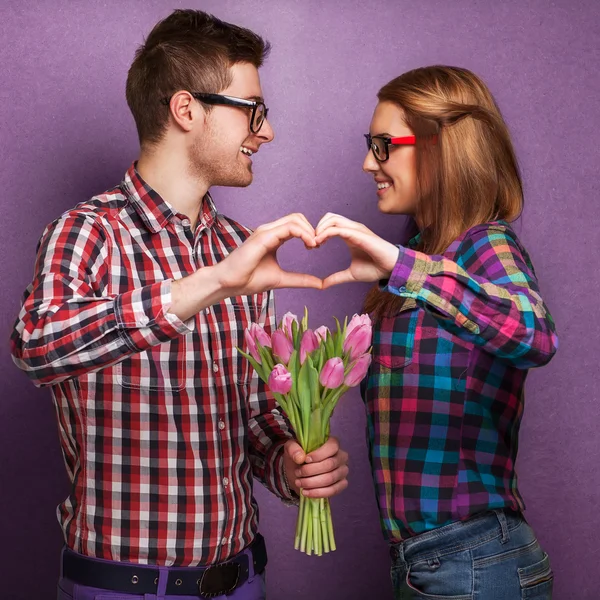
top-left (365, 65), bottom-right (523, 319)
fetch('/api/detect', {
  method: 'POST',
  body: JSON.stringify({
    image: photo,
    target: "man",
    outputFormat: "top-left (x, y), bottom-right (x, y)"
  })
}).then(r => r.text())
top-left (10, 9), bottom-right (348, 599)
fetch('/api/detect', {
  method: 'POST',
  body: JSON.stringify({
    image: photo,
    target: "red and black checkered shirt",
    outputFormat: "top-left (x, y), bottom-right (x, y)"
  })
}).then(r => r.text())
top-left (10, 164), bottom-right (295, 566)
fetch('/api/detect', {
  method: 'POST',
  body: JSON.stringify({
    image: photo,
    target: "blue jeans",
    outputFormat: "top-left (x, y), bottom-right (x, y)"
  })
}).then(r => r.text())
top-left (390, 510), bottom-right (553, 599)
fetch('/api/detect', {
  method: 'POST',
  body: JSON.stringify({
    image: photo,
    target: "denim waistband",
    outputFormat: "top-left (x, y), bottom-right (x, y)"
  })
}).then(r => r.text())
top-left (390, 509), bottom-right (524, 565)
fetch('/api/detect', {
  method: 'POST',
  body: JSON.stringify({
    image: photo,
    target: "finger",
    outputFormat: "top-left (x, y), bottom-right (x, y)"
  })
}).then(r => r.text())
top-left (315, 212), bottom-right (342, 230)
top-left (259, 222), bottom-right (317, 252)
top-left (321, 269), bottom-right (356, 288)
top-left (300, 477), bottom-right (349, 499)
top-left (285, 440), bottom-right (306, 465)
top-left (295, 464), bottom-right (349, 491)
top-left (256, 218), bottom-right (315, 247)
top-left (305, 436), bottom-right (340, 463)
top-left (275, 271), bottom-right (323, 290)
top-left (260, 213), bottom-right (316, 243)
top-left (314, 225), bottom-right (369, 247)
top-left (295, 451), bottom-right (348, 479)
top-left (315, 214), bottom-right (368, 237)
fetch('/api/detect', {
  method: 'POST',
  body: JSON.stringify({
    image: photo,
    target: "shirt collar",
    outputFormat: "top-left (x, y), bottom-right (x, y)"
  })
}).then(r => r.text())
top-left (407, 231), bottom-right (422, 249)
top-left (121, 163), bottom-right (217, 233)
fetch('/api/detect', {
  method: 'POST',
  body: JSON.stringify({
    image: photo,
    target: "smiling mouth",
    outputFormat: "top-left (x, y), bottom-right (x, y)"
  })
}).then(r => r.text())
top-left (240, 146), bottom-right (254, 157)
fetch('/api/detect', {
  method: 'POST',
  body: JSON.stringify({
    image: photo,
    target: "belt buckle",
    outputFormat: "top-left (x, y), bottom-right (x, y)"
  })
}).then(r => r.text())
top-left (198, 562), bottom-right (240, 598)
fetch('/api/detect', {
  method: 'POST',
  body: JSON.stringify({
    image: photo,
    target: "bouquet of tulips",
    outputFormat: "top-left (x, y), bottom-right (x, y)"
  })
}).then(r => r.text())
top-left (239, 308), bottom-right (372, 556)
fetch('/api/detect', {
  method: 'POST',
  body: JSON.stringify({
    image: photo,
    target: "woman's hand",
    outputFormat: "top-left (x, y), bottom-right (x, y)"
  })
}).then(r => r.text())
top-left (315, 213), bottom-right (400, 288)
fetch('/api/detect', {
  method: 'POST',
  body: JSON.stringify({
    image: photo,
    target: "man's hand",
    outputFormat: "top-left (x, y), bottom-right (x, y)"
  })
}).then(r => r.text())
top-left (169, 213), bottom-right (322, 322)
top-left (215, 213), bottom-right (323, 296)
top-left (283, 437), bottom-right (349, 498)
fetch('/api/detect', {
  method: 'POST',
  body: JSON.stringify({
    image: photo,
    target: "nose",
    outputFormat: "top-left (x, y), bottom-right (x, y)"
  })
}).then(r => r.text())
top-left (257, 117), bottom-right (274, 143)
top-left (362, 148), bottom-right (379, 173)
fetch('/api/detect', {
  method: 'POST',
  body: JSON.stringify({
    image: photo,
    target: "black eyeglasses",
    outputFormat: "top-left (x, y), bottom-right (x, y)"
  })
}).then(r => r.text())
top-left (161, 93), bottom-right (269, 134)
top-left (364, 134), bottom-right (416, 162)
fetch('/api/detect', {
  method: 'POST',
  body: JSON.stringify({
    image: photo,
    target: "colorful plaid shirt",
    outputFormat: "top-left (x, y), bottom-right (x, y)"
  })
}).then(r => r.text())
top-left (10, 164), bottom-right (295, 566)
top-left (362, 221), bottom-right (558, 543)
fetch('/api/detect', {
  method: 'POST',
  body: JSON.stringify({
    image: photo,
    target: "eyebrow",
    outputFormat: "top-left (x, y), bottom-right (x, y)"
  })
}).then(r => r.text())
top-left (371, 132), bottom-right (393, 137)
top-left (244, 95), bottom-right (264, 102)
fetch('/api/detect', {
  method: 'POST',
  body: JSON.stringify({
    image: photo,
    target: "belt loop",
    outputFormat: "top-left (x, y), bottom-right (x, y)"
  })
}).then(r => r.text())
top-left (247, 543), bottom-right (256, 583)
top-left (156, 564), bottom-right (168, 599)
top-left (60, 546), bottom-right (66, 579)
top-left (495, 510), bottom-right (510, 544)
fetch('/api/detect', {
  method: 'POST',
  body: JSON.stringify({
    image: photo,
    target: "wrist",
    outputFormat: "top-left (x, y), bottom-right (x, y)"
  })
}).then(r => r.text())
top-left (282, 449), bottom-right (301, 496)
top-left (168, 267), bottom-right (225, 321)
top-left (384, 243), bottom-right (401, 276)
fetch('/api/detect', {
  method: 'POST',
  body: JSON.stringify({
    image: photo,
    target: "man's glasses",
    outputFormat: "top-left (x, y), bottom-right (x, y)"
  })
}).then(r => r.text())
top-left (161, 93), bottom-right (269, 134)
top-left (364, 134), bottom-right (416, 163)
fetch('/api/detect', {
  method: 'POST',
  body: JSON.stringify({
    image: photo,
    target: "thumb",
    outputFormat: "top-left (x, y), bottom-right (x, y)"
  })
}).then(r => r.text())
top-left (285, 439), bottom-right (307, 464)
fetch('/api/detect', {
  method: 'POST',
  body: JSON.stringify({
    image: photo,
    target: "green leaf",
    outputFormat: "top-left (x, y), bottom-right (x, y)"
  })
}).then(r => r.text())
top-left (325, 331), bottom-right (335, 359)
top-left (298, 359), bottom-right (312, 446)
top-left (256, 341), bottom-right (275, 372)
top-left (236, 346), bottom-right (267, 382)
top-left (292, 319), bottom-right (299, 348)
top-left (333, 316), bottom-right (342, 337)
top-left (301, 306), bottom-right (309, 332)
top-left (305, 355), bottom-right (320, 411)
top-left (317, 346), bottom-right (325, 373)
top-left (288, 350), bottom-right (299, 397)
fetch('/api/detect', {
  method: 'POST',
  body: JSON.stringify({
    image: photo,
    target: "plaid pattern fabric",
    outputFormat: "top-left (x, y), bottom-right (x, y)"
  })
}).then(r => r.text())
top-left (10, 164), bottom-right (295, 566)
top-left (363, 221), bottom-right (558, 542)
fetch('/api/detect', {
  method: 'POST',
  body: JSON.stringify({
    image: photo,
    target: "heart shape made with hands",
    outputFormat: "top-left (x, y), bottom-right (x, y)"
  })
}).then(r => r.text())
top-left (236, 212), bottom-right (400, 292)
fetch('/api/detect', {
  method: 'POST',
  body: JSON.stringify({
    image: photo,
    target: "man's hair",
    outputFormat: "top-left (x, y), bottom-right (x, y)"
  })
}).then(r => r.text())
top-left (126, 9), bottom-right (271, 145)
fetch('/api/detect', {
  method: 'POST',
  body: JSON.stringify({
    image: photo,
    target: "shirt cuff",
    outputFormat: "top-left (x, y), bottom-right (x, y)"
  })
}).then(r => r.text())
top-left (380, 246), bottom-right (430, 297)
top-left (266, 440), bottom-right (299, 506)
top-left (114, 280), bottom-right (195, 350)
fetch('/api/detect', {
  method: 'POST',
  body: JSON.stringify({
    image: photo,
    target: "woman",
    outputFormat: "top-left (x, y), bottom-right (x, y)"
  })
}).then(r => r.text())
top-left (315, 66), bottom-right (557, 599)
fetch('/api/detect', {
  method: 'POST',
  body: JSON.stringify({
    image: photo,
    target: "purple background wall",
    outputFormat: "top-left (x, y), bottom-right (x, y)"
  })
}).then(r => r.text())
top-left (1, 1), bottom-right (598, 598)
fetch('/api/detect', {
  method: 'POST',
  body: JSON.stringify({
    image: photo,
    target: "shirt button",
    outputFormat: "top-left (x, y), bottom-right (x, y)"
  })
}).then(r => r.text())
top-left (398, 286), bottom-right (407, 292)
top-left (223, 477), bottom-right (229, 487)
top-left (218, 421), bottom-right (225, 430)
top-left (139, 316), bottom-right (149, 326)
top-left (182, 219), bottom-right (190, 227)
top-left (213, 362), bottom-right (219, 373)
top-left (221, 537), bottom-right (227, 546)
top-left (204, 308), bottom-right (210, 315)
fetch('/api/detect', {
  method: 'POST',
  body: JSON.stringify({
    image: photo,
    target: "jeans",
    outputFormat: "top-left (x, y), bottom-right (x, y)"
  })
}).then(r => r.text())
top-left (390, 510), bottom-right (553, 599)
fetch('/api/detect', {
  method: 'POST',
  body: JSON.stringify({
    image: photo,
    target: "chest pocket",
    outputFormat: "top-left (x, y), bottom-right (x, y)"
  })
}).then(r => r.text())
top-left (373, 300), bottom-right (419, 370)
top-left (116, 336), bottom-right (187, 391)
top-left (220, 294), bottom-right (258, 387)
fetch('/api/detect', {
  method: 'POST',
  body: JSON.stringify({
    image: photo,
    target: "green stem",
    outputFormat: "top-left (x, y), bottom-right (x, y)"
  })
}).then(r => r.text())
top-left (294, 494), bottom-right (303, 550)
top-left (300, 495), bottom-right (309, 553)
top-left (306, 500), bottom-right (313, 556)
top-left (312, 498), bottom-right (321, 556)
top-left (321, 499), bottom-right (330, 554)
top-left (327, 501), bottom-right (336, 551)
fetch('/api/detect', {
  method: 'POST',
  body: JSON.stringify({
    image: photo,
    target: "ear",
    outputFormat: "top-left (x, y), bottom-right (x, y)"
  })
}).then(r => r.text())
top-left (167, 91), bottom-right (205, 134)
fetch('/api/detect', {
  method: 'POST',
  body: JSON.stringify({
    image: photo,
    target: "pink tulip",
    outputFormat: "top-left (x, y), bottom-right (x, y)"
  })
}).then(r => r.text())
top-left (244, 329), bottom-right (260, 362)
top-left (280, 312), bottom-right (299, 340)
top-left (272, 329), bottom-right (294, 364)
top-left (268, 364), bottom-right (293, 395)
top-left (343, 323), bottom-right (372, 361)
top-left (249, 323), bottom-right (271, 349)
top-left (300, 329), bottom-right (320, 364)
top-left (346, 313), bottom-right (372, 338)
top-left (344, 354), bottom-right (372, 387)
top-left (315, 326), bottom-right (330, 343)
top-left (319, 357), bottom-right (345, 389)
